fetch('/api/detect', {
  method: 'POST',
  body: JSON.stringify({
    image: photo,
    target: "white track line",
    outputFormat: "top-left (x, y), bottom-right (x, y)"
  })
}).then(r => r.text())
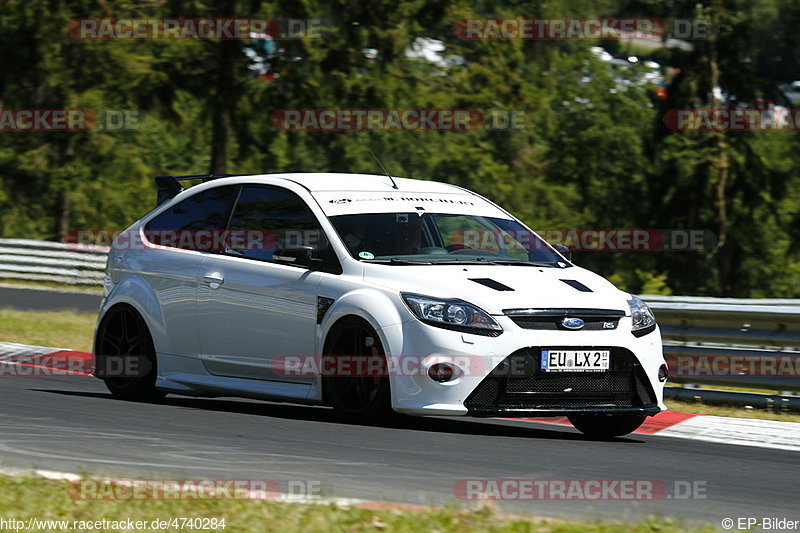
top-left (656, 415), bottom-right (800, 452)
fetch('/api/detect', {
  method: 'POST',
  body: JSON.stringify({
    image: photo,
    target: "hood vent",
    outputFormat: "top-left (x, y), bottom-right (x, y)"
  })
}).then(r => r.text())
top-left (469, 278), bottom-right (514, 291)
top-left (560, 279), bottom-right (592, 292)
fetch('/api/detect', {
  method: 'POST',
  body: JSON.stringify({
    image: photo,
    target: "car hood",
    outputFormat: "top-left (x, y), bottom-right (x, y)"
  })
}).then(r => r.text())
top-left (361, 263), bottom-right (631, 315)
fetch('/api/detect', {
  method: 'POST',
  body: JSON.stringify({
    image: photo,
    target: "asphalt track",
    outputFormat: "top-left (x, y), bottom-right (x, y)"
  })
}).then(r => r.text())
top-left (1, 371), bottom-right (799, 526)
top-left (0, 286), bottom-right (101, 314)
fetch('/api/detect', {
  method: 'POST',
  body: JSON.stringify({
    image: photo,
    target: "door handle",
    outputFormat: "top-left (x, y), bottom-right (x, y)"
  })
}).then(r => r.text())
top-left (203, 272), bottom-right (224, 286)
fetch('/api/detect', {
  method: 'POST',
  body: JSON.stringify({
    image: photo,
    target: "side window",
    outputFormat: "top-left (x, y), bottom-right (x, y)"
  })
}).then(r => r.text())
top-left (332, 213), bottom-right (429, 257)
top-left (145, 186), bottom-right (236, 251)
top-left (227, 186), bottom-right (339, 272)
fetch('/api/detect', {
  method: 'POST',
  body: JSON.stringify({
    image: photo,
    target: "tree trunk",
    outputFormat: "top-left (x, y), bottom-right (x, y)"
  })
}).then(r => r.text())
top-left (707, 0), bottom-right (730, 292)
top-left (58, 191), bottom-right (70, 242)
top-left (709, 1), bottom-right (728, 252)
top-left (209, 38), bottom-right (237, 174)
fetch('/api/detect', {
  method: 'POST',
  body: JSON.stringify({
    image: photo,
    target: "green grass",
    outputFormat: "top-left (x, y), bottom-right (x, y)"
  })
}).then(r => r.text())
top-left (666, 399), bottom-right (800, 423)
top-left (0, 278), bottom-right (103, 294)
top-left (0, 474), bottom-right (714, 533)
top-left (0, 309), bottom-right (96, 352)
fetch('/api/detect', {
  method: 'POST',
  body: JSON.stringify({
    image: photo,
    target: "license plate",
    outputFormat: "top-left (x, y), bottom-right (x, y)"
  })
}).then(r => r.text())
top-left (541, 349), bottom-right (610, 372)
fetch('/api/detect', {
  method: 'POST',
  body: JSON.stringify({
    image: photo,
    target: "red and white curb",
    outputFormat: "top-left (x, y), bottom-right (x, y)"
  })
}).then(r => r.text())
top-left (0, 341), bottom-right (93, 376)
top-left (514, 411), bottom-right (800, 452)
top-left (643, 415), bottom-right (800, 451)
top-left (3, 341), bottom-right (800, 452)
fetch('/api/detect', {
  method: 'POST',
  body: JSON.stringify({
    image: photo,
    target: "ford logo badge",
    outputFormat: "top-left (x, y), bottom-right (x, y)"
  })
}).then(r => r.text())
top-left (561, 317), bottom-right (585, 330)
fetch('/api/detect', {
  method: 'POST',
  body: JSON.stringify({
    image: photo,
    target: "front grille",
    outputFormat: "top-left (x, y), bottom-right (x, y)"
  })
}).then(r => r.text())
top-left (464, 347), bottom-right (658, 416)
top-left (510, 316), bottom-right (620, 330)
top-left (504, 308), bottom-right (624, 331)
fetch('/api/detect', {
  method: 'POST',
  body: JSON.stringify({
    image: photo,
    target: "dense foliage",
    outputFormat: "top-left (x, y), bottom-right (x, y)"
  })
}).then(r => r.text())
top-left (0, 0), bottom-right (798, 296)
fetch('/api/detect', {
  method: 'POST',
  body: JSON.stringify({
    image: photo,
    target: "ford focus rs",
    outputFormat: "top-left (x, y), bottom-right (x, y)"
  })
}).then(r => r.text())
top-left (93, 173), bottom-right (667, 438)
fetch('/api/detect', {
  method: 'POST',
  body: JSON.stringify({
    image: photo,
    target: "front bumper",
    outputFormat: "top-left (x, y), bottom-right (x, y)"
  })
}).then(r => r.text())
top-left (463, 347), bottom-right (659, 417)
top-left (385, 314), bottom-right (666, 417)
top-left (469, 406), bottom-right (662, 418)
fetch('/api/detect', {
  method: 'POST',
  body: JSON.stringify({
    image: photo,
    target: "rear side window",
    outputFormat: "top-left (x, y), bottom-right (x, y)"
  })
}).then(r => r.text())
top-left (145, 186), bottom-right (236, 251)
top-left (228, 186), bottom-right (339, 272)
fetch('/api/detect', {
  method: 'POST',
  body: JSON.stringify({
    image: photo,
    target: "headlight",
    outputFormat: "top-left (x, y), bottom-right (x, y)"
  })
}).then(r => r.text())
top-left (402, 293), bottom-right (503, 336)
top-left (628, 295), bottom-right (657, 336)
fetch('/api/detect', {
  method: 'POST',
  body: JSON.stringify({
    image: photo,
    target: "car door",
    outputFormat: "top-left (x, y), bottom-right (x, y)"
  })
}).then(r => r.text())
top-left (137, 185), bottom-right (237, 358)
top-left (196, 185), bottom-right (338, 383)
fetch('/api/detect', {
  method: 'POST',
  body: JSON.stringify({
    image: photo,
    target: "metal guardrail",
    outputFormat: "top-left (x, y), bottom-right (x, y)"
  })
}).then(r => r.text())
top-left (642, 293), bottom-right (800, 411)
top-left (647, 295), bottom-right (800, 354)
top-left (643, 295), bottom-right (800, 378)
top-left (666, 387), bottom-right (800, 413)
top-left (661, 345), bottom-right (800, 391)
top-left (641, 294), bottom-right (800, 307)
top-left (0, 239), bottom-right (108, 285)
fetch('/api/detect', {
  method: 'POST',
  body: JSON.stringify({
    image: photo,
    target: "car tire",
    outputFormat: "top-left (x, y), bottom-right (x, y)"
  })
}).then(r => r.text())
top-left (94, 305), bottom-right (165, 402)
top-left (322, 317), bottom-right (393, 424)
top-left (567, 414), bottom-right (646, 439)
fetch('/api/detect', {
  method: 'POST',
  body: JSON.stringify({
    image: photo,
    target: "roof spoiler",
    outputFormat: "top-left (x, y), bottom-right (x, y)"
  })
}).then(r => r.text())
top-left (154, 174), bottom-right (239, 206)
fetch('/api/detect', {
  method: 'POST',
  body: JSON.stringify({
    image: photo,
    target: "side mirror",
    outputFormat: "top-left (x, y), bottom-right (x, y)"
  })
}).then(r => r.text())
top-left (274, 245), bottom-right (316, 267)
top-left (552, 244), bottom-right (572, 262)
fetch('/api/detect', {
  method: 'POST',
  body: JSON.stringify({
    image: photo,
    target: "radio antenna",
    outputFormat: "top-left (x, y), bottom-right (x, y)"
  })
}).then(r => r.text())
top-left (354, 131), bottom-right (398, 189)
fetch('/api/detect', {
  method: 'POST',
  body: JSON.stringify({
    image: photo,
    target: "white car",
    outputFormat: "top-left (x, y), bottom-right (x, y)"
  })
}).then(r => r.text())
top-left (93, 173), bottom-right (667, 438)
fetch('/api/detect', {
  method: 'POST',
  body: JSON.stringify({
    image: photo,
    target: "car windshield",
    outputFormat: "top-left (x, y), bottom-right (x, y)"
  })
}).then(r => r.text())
top-left (329, 212), bottom-right (566, 266)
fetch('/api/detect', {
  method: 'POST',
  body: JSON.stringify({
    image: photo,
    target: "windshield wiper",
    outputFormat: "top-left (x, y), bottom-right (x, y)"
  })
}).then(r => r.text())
top-left (484, 260), bottom-right (560, 267)
top-left (362, 257), bottom-right (560, 267)
top-left (361, 258), bottom-right (434, 265)
top-left (425, 260), bottom-right (495, 265)
top-left (428, 258), bottom-right (559, 267)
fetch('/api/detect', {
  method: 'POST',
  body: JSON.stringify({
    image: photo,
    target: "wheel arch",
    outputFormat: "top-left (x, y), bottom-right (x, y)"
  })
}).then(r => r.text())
top-left (95, 276), bottom-right (167, 359)
top-left (317, 290), bottom-right (409, 410)
top-left (322, 314), bottom-right (383, 354)
top-left (317, 289), bottom-right (406, 357)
